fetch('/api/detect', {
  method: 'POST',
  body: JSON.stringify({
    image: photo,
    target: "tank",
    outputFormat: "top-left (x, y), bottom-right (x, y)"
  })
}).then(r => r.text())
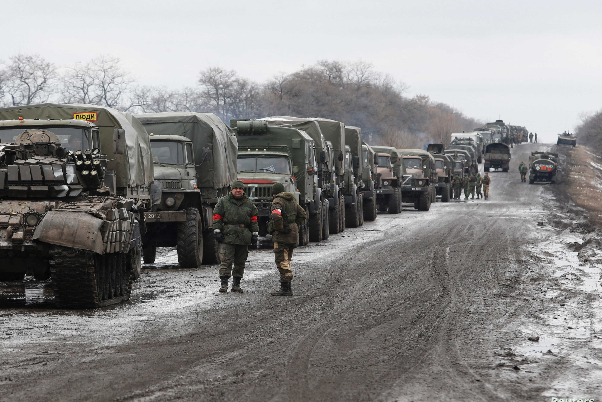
top-left (0, 103), bottom-right (154, 308)
top-left (557, 132), bottom-right (577, 147)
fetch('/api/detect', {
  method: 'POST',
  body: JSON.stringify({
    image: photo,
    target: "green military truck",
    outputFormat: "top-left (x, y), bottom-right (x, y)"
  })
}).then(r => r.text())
top-left (398, 149), bottom-right (437, 211)
top-left (529, 151), bottom-right (558, 184)
top-left (231, 119), bottom-right (324, 245)
top-left (361, 142), bottom-right (378, 221)
top-left (261, 117), bottom-right (342, 235)
top-left (450, 133), bottom-right (483, 163)
top-left (444, 148), bottom-right (474, 174)
top-left (136, 113), bottom-right (238, 266)
top-left (343, 126), bottom-right (368, 227)
top-left (371, 146), bottom-right (404, 214)
top-left (0, 103), bottom-right (154, 308)
top-left (427, 144), bottom-right (453, 202)
top-left (483, 143), bottom-right (511, 172)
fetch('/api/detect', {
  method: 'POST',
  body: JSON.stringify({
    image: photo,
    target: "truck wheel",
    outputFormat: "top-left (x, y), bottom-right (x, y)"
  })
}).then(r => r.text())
top-left (418, 192), bottom-right (430, 211)
top-left (339, 197), bottom-right (346, 233)
top-left (529, 178), bottom-right (534, 184)
top-left (309, 201), bottom-right (323, 242)
top-left (177, 208), bottom-right (203, 268)
top-left (298, 207), bottom-right (310, 246)
top-left (363, 197), bottom-right (376, 221)
top-left (142, 245), bottom-right (156, 264)
top-left (358, 194), bottom-right (364, 226)
top-left (388, 188), bottom-right (402, 214)
top-left (441, 185), bottom-right (450, 202)
top-left (345, 194), bottom-right (360, 228)
top-left (322, 199), bottom-right (330, 240)
top-left (202, 230), bottom-right (220, 264)
top-left (329, 198), bottom-right (340, 234)
top-left (502, 168), bottom-right (508, 172)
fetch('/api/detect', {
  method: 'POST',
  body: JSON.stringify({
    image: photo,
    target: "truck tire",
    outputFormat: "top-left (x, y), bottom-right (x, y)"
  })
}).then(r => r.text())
top-left (142, 245), bottom-right (156, 264)
top-left (441, 184), bottom-right (451, 202)
top-left (128, 221), bottom-right (142, 280)
top-left (529, 177), bottom-right (534, 184)
top-left (202, 230), bottom-right (220, 264)
top-left (363, 197), bottom-right (376, 221)
top-left (309, 201), bottom-right (323, 242)
top-left (329, 198), bottom-right (340, 234)
top-left (418, 192), bottom-right (430, 211)
top-left (358, 194), bottom-right (364, 226)
top-left (298, 207), bottom-right (310, 246)
top-left (345, 194), bottom-right (360, 228)
top-left (321, 199), bottom-right (330, 240)
top-left (177, 208), bottom-right (203, 268)
top-left (502, 167), bottom-right (508, 172)
top-left (339, 197), bottom-right (346, 233)
top-left (388, 188), bottom-right (402, 214)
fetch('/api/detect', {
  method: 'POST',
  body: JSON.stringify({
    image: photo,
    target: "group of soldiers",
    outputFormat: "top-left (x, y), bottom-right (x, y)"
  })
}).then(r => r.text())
top-left (529, 132), bottom-right (538, 143)
top-left (452, 172), bottom-right (491, 200)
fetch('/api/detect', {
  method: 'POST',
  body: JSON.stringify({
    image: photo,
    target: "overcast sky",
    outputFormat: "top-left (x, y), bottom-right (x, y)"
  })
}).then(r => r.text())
top-left (4, 0), bottom-right (601, 143)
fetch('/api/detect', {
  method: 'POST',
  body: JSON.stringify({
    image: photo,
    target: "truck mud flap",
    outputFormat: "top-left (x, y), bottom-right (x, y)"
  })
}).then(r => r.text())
top-left (33, 211), bottom-right (105, 254)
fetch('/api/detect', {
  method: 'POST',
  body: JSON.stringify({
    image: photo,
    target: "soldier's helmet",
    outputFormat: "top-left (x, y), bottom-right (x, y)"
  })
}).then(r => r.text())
top-left (272, 182), bottom-right (285, 195)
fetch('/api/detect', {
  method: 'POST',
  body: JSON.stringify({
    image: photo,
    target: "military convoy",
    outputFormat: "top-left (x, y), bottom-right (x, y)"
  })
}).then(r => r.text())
top-left (136, 113), bottom-right (238, 266)
top-left (528, 151), bottom-right (558, 184)
top-left (0, 104), bottom-right (154, 308)
top-left (557, 132), bottom-right (577, 147)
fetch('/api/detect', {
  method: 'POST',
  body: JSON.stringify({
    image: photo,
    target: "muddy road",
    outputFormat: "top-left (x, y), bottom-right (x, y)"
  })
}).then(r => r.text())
top-left (1, 143), bottom-right (601, 401)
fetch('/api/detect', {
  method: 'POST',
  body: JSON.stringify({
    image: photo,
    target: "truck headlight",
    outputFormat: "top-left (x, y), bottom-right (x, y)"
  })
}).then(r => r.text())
top-left (165, 197), bottom-right (176, 207)
top-left (418, 180), bottom-right (424, 186)
top-left (383, 180), bottom-right (390, 186)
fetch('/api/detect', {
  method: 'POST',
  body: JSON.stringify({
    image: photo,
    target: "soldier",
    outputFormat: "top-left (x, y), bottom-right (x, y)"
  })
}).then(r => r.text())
top-left (462, 174), bottom-right (469, 200)
top-left (482, 173), bottom-right (491, 200)
top-left (529, 132), bottom-right (534, 143)
top-left (452, 174), bottom-right (462, 200)
top-left (213, 180), bottom-right (259, 293)
top-left (534, 133), bottom-right (538, 143)
top-left (475, 172), bottom-right (483, 199)
top-left (519, 161), bottom-right (528, 182)
top-left (467, 172), bottom-right (477, 200)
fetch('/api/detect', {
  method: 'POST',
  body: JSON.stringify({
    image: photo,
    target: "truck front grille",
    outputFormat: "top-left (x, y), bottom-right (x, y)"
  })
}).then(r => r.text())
top-left (245, 185), bottom-right (273, 199)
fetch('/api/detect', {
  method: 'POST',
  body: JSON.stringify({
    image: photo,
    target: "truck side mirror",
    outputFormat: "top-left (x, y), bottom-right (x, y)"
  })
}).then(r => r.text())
top-left (338, 152), bottom-right (344, 162)
top-left (374, 154), bottom-right (378, 165)
top-left (353, 156), bottom-right (360, 169)
top-left (320, 151), bottom-right (326, 163)
top-left (114, 128), bottom-right (126, 155)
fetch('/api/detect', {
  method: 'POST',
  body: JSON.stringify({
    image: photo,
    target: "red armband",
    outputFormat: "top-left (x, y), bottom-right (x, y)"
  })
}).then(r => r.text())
top-left (213, 214), bottom-right (223, 220)
top-left (251, 216), bottom-right (258, 222)
top-left (272, 209), bottom-right (282, 216)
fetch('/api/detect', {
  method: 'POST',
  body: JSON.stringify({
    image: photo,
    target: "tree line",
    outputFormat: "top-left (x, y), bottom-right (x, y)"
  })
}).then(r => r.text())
top-left (0, 54), bottom-right (481, 147)
top-left (575, 110), bottom-right (602, 150)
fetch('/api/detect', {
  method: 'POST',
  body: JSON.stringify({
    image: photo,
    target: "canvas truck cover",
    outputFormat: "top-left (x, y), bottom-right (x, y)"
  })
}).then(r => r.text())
top-left (136, 112), bottom-right (237, 191)
top-left (264, 117), bottom-right (345, 176)
top-left (0, 103), bottom-right (153, 190)
top-left (344, 126), bottom-right (363, 177)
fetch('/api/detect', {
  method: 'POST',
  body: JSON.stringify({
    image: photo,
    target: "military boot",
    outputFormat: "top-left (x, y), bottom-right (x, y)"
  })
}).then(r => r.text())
top-left (271, 282), bottom-right (293, 296)
top-left (231, 277), bottom-right (243, 293)
top-left (219, 276), bottom-right (229, 293)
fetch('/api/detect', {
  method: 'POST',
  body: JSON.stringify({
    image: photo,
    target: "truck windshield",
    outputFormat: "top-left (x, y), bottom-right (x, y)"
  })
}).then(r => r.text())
top-left (454, 162), bottom-right (464, 170)
top-left (238, 156), bottom-right (290, 174)
top-left (376, 155), bottom-right (390, 168)
top-left (0, 126), bottom-right (92, 151)
top-left (345, 151), bottom-right (351, 170)
top-left (435, 160), bottom-right (444, 169)
top-left (403, 158), bottom-right (421, 169)
top-left (362, 150), bottom-right (369, 168)
top-left (151, 141), bottom-right (184, 165)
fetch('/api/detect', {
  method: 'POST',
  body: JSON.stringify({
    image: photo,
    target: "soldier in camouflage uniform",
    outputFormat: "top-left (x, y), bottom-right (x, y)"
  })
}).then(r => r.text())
top-left (461, 174), bottom-right (469, 200)
top-left (467, 173), bottom-right (477, 199)
top-left (519, 162), bottom-right (528, 182)
top-left (452, 174), bottom-right (462, 200)
top-left (475, 172), bottom-right (483, 199)
top-left (213, 180), bottom-right (259, 293)
top-left (482, 173), bottom-right (491, 200)
top-left (269, 182), bottom-right (307, 296)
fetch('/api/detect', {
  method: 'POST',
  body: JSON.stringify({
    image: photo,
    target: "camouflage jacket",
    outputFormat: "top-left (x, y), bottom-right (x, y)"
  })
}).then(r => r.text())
top-left (468, 175), bottom-right (477, 185)
top-left (519, 164), bottom-right (528, 174)
top-left (269, 192), bottom-right (306, 245)
top-left (213, 193), bottom-right (259, 245)
top-left (452, 176), bottom-right (462, 188)
top-left (482, 176), bottom-right (491, 185)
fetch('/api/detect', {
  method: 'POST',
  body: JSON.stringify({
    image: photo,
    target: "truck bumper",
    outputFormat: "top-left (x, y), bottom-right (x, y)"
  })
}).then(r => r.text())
top-left (401, 185), bottom-right (428, 203)
top-left (144, 210), bottom-right (187, 223)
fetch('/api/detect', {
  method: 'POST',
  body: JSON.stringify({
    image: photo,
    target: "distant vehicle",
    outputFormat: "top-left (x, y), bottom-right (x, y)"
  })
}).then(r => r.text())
top-left (371, 146), bottom-right (404, 214)
top-left (427, 144), bottom-right (453, 202)
top-left (483, 143), bottom-right (511, 172)
top-left (529, 151), bottom-right (558, 184)
top-left (397, 149), bottom-right (437, 211)
top-left (450, 132), bottom-right (483, 163)
top-left (557, 132), bottom-right (577, 147)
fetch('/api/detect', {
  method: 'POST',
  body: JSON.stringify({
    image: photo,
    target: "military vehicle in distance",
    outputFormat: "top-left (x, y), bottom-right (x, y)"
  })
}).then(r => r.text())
top-left (450, 132), bottom-right (483, 163)
top-left (0, 104), bottom-right (154, 308)
top-left (529, 151), bottom-right (558, 184)
top-left (232, 119), bottom-right (322, 246)
top-left (136, 113), bottom-right (238, 266)
top-left (483, 143), bottom-right (511, 172)
top-left (344, 126), bottom-right (368, 227)
top-left (361, 142), bottom-right (378, 221)
top-left (261, 117), bottom-right (342, 236)
top-left (444, 148), bottom-right (474, 174)
top-left (371, 146), bottom-right (404, 214)
top-left (427, 144), bottom-right (453, 202)
top-left (557, 132), bottom-right (577, 147)
top-left (398, 149), bottom-right (437, 211)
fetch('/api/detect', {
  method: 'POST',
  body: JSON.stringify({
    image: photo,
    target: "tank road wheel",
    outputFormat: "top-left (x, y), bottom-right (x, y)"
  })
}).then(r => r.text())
top-left (202, 229), bottom-right (220, 264)
top-left (418, 191), bottom-right (430, 211)
top-left (51, 247), bottom-right (132, 309)
top-left (329, 197), bottom-right (340, 234)
top-left (339, 197), bottom-right (346, 233)
top-left (441, 184), bottom-right (451, 202)
top-left (143, 245), bottom-right (156, 264)
top-left (363, 197), bottom-right (377, 221)
top-left (177, 208), bottom-right (203, 268)
top-left (322, 199), bottom-right (330, 240)
top-left (358, 194), bottom-right (364, 226)
top-left (345, 194), bottom-right (361, 228)
top-left (388, 187), bottom-right (402, 214)
top-left (309, 201), bottom-right (323, 242)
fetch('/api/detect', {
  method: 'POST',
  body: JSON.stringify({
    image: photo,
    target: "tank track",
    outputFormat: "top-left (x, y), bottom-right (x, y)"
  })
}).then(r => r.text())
top-left (50, 246), bottom-right (132, 309)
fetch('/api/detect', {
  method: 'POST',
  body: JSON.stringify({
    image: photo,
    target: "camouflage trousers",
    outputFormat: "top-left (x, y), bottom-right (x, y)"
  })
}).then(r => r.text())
top-left (483, 184), bottom-right (490, 197)
top-left (467, 185), bottom-right (475, 198)
top-left (218, 243), bottom-right (248, 278)
top-left (453, 187), bottom-right (462, 199)
top-left (520, 173), bottom-right (526, 182)
top-left (476, 185), bottom-right (482, 197)
top-left (274, 242), bottom-right (295, 282)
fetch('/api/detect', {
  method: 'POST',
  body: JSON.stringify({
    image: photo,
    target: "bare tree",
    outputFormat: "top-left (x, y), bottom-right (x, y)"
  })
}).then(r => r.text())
top-left (5, 54), bottom-right (56, 106)
top-left (198, 67), bottom-right (237, 120)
